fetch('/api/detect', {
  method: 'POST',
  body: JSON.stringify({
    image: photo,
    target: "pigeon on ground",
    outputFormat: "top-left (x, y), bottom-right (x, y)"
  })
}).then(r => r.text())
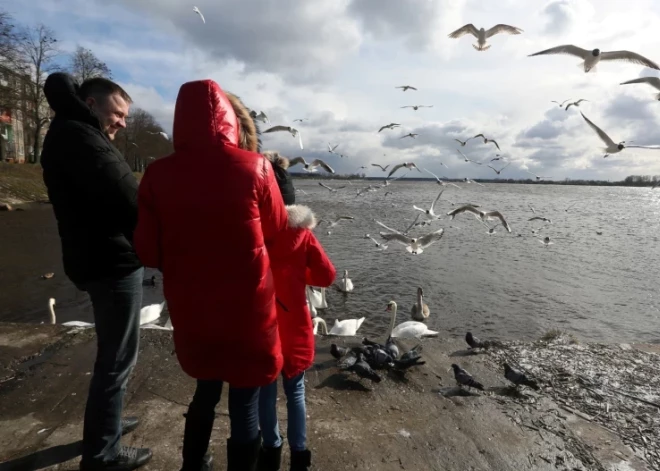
top-left (504, 363), bottom-right (540, 390)
top-left (465, 331), bottom-right (502, 349)
top-left (350, 353), bottom-right (382, 383)
top-left (451, 364), bottom-right (485, 390)
top-left (330, 343), bottom-right (348, 359)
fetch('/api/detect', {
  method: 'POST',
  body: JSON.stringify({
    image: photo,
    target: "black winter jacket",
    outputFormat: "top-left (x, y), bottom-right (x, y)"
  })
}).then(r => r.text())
top-left (41, 73), bottom-right (142, 284)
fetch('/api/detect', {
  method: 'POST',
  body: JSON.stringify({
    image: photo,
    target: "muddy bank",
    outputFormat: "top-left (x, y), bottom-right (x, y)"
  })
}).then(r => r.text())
top-left (0, 325), bottom-right (655, 471)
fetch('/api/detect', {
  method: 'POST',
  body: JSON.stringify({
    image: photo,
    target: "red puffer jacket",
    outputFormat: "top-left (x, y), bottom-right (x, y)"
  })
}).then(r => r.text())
top-left (134, 80), bottom-right (288, 387)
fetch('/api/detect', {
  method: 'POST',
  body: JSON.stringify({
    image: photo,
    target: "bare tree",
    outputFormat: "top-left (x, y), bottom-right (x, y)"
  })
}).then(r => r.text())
top-left (0, 10), bottom-right (23, 113)
top-left (14, 24), bottom-right (59, 163)
top-left (116, 107), bottom-right (172, 171)
top-left (68, 46), bottom-right (112, 83)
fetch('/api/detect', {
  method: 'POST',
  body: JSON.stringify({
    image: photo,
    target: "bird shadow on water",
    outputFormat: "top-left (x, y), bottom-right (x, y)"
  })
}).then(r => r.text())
top-left (0, 440), bottom-right (82, 471)
top-left (314, 373), bottom-right (372, 392)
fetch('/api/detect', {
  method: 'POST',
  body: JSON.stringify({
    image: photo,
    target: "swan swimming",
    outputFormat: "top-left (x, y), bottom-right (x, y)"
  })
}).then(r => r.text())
top-left (386, 301), bottom-right (438, 339)
top-left (48, 298), bottom-right (166, 328)
top-left (329, 317), bottom-right (365, 336)
top-left (410, 287), bottom-right (430, 321)
top-left (312, 317), bottom-right (327, 335)
top-left (307, 286), bottom-right (328, 309)
top-left (338, 270), bottom-right (354, 293)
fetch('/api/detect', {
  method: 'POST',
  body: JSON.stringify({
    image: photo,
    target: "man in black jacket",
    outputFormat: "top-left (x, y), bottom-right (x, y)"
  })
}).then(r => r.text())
top-left (41, 73), bottom-right (152, 471)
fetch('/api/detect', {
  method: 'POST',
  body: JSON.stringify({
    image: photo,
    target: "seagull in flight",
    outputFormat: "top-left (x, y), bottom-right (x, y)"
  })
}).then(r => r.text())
top-left (289, 157), bottom-right (334, 173)
top-left (249, 110), bottom-right (269, 124)
top-left (473, 134), bottom-right (500, 151)
top-left (367, 236), bottom-right (388, 250)
top-left (319, 182), bottom-right (346, 192)
top-left (400, 133), bottom-right (419, 139)
top-left (455, 138), bottom-right (472, 146)
top-left (264, 125), bottom-right (303, 149)
top-left (378, 123), bottom-right (401, 133)
top-left (551, 99), bottom-right (572, 108)
top-left (463, 178), bottom-right (485, 187)
top-left (447, 205), bottom-right (512, 233)
top-left (328, 143), bottom-right (339, 153)
top-left (456, 149), bottom-right (482, 165)
top-left (413, 189), bottom-right (445, 219)
top-left (396, 85), bottom-right (417, 91)
top-left (565, 99), bottom-right (588, 111)
top-left (620, 77), bottom-right (660, 100)
top-left (293, 118), bottom-right (308, 123)
top-left (448, 24), bottom-right (523, 51)
top-left (379, 228), bottom-right (445, 255)
top-left (529, 216), bottom-right (552, 223)
top-left (528, 45), bottom-right (660, 73)
top-left (192, 6), bottom-right (206, 24)
top-left (319, 216), bottom-right (355, 228)
top-left (371, 163), bottom-right (390, 172)
top-left (487, 162), bottom-right (511, 175)
top-left (525, 171), bottom-right (552, 181)
top-left (490, 155), bottom-right (503, 161)
top-left (423, 168), bottom-right (461, 188)
top-left (388, 162), bottom-right (420, 178)
top-left (401, 105), bottom-right (434, 111)
top-left (580, 112), bottom-right (658, 157)
top-left (147, 131), bottom-right (169, 140)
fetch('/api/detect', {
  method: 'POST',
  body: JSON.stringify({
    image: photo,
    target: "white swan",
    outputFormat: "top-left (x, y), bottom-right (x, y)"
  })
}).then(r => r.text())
top-left (338, 270), bottom-right (354, 293)
top-left (386, 301), bottom-right (438, 338)
top-left (410, 287), bottom-right (430, 321)
top-left (329, 317), bottom-right (365, 336)
top-left (307, 286), bottom-right (328, 309)
top-left (48, 298), bottom-right (166, 328)
top-left (312, 317), bottom-right (328, 335)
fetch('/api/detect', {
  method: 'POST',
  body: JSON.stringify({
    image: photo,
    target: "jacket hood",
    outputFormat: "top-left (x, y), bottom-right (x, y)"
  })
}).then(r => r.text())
top-left (263, 150), bottom-right (290, 169)
top-left (264, 150), bottom-right (295, 205)
top-left (225, 92), bottom-right (261, 152)
top-left (173, 80), bottom-right (240, 153)
top-left (43, 73), bottom-right (100, 127)
top-left (286, 205), bottom-right (316, 230)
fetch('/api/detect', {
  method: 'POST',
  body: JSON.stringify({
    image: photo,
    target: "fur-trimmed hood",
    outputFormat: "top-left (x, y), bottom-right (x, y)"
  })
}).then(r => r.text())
top-left (224, 92), bottom-right (261, 152)
top-left (286, 205), bottom-right (316, 230)
top-left (263, 150), bottom-right (290, 170)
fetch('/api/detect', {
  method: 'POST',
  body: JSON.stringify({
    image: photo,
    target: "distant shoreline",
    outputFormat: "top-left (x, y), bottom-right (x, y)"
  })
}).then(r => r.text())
top-left (290, 173), bottom-right (659, 188)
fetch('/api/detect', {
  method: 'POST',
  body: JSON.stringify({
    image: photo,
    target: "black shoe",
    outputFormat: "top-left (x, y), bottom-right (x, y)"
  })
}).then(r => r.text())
top-left (121, 417), bottom-right (139, 436)
top-left (180, 453), bottom-right (213, 471)
top-left (289, 450), bottom-right (311, 471)
top-left (80, 446), bottom-right (152, 471)
top-left (227, 433), bottom-right (261, 471)
top-left (257, 445), bottom-right (282, 471)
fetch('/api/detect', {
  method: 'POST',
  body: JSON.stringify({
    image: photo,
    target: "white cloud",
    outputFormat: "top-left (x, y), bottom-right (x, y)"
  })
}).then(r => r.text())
top-left (17, 0), bottom-right (660, 180)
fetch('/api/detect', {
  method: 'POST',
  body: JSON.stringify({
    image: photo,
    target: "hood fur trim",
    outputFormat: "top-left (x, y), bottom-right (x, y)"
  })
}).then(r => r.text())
top-left (263, 150), bottom-right (290, 170)
top-left (286, 205), bottom-right (316, 230)
top-left (224, 92), bottom-right (260, 152)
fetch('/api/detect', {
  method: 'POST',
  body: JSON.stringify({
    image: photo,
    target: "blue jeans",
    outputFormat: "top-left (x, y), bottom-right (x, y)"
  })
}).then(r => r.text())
top-left (79, 267), bottom-right (144, 464)
top-left (182, 380), bottom-right (260, 468)
top-left (259, 372), bottom-right (306, 451)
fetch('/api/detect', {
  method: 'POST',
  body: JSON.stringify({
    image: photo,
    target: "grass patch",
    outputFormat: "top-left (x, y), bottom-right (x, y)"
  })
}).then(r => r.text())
top-left (0, 162), bottom-right (48, 204)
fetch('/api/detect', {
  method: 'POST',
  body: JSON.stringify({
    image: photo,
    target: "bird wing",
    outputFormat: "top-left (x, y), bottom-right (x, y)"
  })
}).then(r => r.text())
top-left (528, 216), bottom-right (543, 221)
top-left (447, 205), bottom-right (481, 218)
top-left (601, 50), bottom-right (660, 70)
top-left (574, 99), bottom-right (588, 104)
top-left (263, 125), bottom-right (290, 133)
top-left (620, 77), bottom-right (660, 89)
top-left (473, 133), bottom-right (486, 140)
top-left (485, 24), bottom-right (523, 37)
top-left (580, 112), bottom-right (617, 147)
top-left (448, 24), bottom-right (480, 39)
top-left (296, 129), bottom-right (304, 149)
top-left (501, 162), bottom-right (511, 171)
top-left (483, 211), bottom-right (511, 232)
top-left (417, 229), bottom-right (445, 249)
top-left (487, 165), bottom-right (498, 173)
top-left (371, 163), bottom-right (385, 170)
top-left (490, 139), bottom-right (501, 150)
top-left (456, 149), bottom-right (468, 160)
top-left (289, 156), bottom-right (306, 167)
top-left (528, 44), bottom-right (590, 58)
top-left (525, 170), bottom-right (539, 178)
top-left (335, 216), bottom-right (355, 222)
top-left (401, 106), bottom-right (414, 109)
top-left (387, 163), bottom-right (405, 178)
top-left (319, 182), bottom-right (332, 190)
top-left (380, 232), bottom-right (414, 245)
top-left (472, 179), bottom-right (485, 187)
top-left (376, 220), bottom-right (403, 235)
top-left (423, 167), bottom-right (440, 181)
top-left (430, 189), bottom-right (445, 212)
top-left (378, 125), bottom-right (387, 132)
top-left (311, 159), bottom-right (334, 173)
top-left (193, 6), bottom-right (206, 23)
top-left (404, 214), bottom-right (422, 234)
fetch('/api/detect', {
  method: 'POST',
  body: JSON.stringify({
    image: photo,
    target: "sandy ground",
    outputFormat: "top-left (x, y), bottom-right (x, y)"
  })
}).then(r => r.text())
top-left (0, 324), bottom-right (651, 471)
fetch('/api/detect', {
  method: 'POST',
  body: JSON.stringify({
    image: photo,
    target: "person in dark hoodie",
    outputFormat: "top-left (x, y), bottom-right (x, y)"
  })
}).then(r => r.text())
top-left (40, 73), bottom-right (151, 471)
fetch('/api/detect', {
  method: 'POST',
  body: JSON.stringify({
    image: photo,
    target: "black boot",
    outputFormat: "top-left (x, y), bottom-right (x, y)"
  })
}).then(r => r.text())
top-left (227, 433), bottom-right (261, 471)
top-left (289, 450), bottom-right (311, 471)
top-left (257, 444), bottom-right (282, 471)
top-left (180, 410), bottom-right (215, 471)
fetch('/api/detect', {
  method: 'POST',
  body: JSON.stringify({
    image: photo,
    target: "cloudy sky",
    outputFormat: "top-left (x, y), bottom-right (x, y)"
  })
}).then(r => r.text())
top-left (9, 0), bottom-right (660, 180)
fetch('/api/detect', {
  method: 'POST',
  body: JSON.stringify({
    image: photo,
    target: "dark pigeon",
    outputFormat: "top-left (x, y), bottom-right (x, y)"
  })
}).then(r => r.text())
top-left (384, 336), bottom-right (400, 359)
top-left (399, 344), bottom-right (422, 363)
top-left (337, 350), bottom-right (358, 370)
top-left (504, 363), bottom-right (540, 390)
top-left (392, 356), bottom-right (426, 370)
top-left (330, 343), bottom-right (348, 359)
top-left (451, 363), bottom-right (485, 390)
top-left (350, 353), bottom-right (382, 383)
top-left (465, 332), bottom-right (502, 350)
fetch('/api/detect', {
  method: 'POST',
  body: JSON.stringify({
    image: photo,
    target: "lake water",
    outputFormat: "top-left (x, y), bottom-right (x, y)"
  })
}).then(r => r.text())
top-left (2, 180), bottom-right (659, 344)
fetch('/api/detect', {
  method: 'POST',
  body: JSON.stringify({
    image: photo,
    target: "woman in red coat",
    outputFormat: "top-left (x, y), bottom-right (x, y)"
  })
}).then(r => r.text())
top-left (134, 80), bottom-right (288, 471)
top-left (258, 151), bottom-right (336, 471)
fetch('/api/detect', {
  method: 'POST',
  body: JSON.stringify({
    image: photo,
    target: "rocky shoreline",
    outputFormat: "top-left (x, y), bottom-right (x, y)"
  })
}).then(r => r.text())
top-left (0, 323), bottom-right (656, 470)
